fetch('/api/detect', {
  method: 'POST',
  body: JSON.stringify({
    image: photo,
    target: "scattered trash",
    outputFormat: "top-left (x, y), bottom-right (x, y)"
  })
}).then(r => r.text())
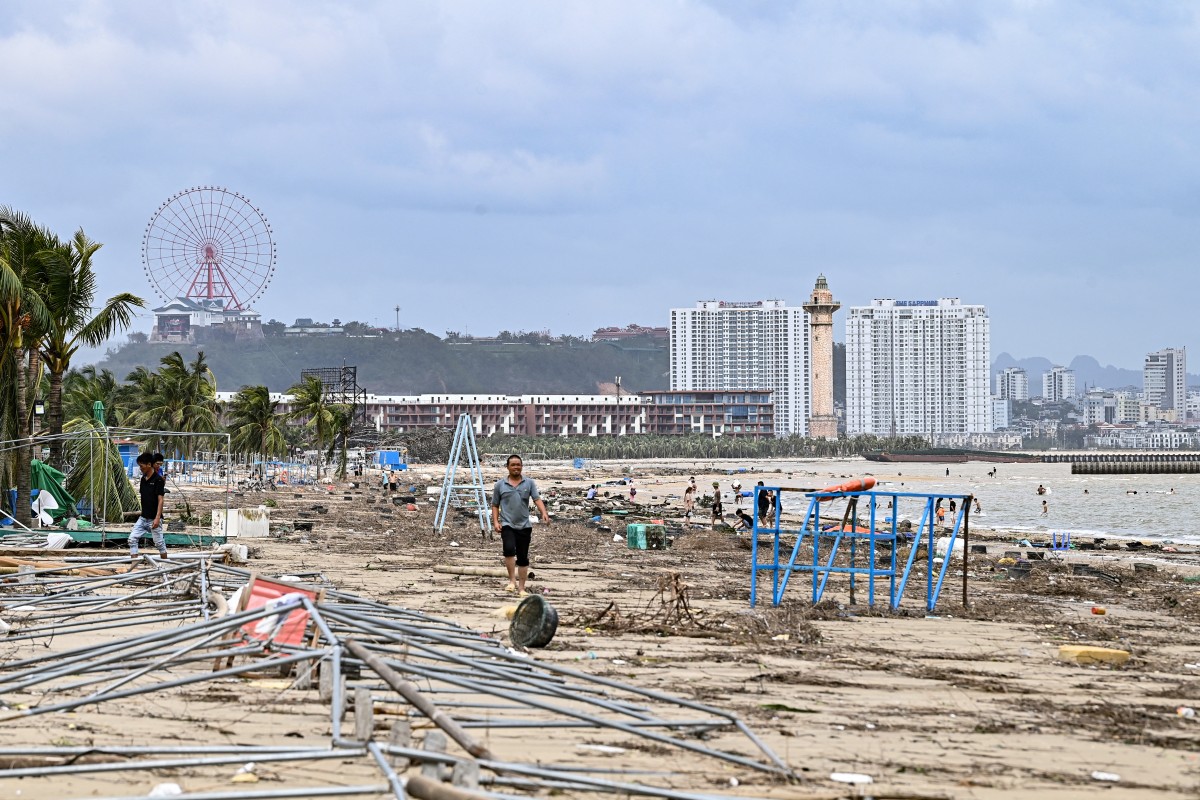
top-left (1057, 645), bottom-right (1130, 666)
top-left (231, 761), bottom-right (259, 783)
top-left (147, 784), bottom-right (184, 797)
top-left (1178, 706), bottom-right (1196, 719)
top-left (509, 594), bottom-right (559, 648)
top-left (213, 543), bottom-right (249, 564)
top-left (1091, 607), bottom-right (1106, 615)
top-left (576, 744), bottom-right (626, 755)
top-left (830, 772), bottom-right (873, 785)
top-left (1090, 771), bottom-right (1120, 782)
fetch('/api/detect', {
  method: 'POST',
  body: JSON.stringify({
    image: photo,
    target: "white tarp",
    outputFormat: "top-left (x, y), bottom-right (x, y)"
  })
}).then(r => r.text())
top-left (31, 491), bottom-right (59, 527)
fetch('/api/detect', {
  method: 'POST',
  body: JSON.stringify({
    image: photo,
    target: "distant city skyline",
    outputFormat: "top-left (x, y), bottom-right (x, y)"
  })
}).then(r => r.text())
top-left (6, 2), bottom-right (1200, 367)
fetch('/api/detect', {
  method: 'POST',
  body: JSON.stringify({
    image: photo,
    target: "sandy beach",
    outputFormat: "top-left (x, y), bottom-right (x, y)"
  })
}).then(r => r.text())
top-left (2, 457), bottom-right (1199, 799)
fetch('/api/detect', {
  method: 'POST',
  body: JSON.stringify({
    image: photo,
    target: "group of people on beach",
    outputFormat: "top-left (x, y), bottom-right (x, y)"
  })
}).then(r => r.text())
top-left (680, 476), bottom-right (774, 531)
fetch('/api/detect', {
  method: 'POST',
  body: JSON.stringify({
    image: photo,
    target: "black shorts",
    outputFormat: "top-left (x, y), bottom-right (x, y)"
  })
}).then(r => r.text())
top-left (501, 526), bottom-right (533, 567)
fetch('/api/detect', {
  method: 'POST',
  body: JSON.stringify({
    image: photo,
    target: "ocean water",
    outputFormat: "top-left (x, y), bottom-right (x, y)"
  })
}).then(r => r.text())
top-left (760, 459), bottom-right (1200, 545)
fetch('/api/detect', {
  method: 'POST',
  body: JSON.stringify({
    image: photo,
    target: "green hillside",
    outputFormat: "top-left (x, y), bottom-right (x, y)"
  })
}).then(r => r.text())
top-left (92, 331), bottom-right (670, 395)
top-left (90, 332), bottom-right (847, 401)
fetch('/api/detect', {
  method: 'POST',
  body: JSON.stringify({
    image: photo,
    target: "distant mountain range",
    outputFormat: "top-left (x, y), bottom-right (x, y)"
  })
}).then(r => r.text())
top-left (991, 353), bottom-right (1199, 391)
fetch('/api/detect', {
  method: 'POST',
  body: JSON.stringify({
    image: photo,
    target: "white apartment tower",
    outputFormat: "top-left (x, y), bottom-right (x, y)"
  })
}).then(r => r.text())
top-left (996, 367), bottom-right (1029, 401)
top-left (669, 299), bottom-right (810, 436)
top-left (1042, 366), bottom-right (1076, 402)
top-left (1144, 347), bottom-right (1187, 414)
top-left (845, 298), bottom-right (991, 436)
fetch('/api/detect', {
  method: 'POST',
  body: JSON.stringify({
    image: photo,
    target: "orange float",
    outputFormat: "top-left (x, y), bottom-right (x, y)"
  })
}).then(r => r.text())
top-left (817, 477), bottom-right (876, 494)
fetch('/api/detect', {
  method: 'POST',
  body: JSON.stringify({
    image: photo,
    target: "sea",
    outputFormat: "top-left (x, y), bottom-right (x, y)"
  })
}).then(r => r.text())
top-left (756, 459), bottom-right (1200, 545)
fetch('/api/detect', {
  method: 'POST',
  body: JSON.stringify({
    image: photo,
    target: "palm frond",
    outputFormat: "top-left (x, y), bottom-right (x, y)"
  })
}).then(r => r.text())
top-left (63, 417), bottom-right (139, 523)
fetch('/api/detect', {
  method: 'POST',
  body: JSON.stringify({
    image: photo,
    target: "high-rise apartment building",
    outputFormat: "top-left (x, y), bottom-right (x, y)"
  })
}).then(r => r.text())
top-left (1041, 366), bottom-right (1076, 402)
top-left (996, 367), bottom-right (1029, 401)
top-left (845, 298), bottom-right (991, 436)
top-left (991, 397), bottom-right (1011, 430)
top-left (669, 299), bottom-right (810, 436)
top-left (1144, 347), bottom-right (1187, 414)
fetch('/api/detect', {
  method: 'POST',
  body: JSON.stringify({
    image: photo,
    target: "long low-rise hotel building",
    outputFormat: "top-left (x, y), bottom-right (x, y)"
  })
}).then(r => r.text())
top-left (217, 391), bottom-right (776, 438)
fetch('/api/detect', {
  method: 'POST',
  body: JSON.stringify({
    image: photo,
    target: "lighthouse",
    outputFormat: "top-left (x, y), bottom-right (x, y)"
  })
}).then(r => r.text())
top-left (803, 275), bottom-right (840, 440)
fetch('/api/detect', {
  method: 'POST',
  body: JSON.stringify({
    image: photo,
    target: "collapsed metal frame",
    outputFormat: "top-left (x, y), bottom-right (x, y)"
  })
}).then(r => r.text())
top-left (433, 414), bottom-right (490, 537)
top-left (0, 555), bottom-right (793, 799)
top-left (750, 486), bottom-right (973, 611)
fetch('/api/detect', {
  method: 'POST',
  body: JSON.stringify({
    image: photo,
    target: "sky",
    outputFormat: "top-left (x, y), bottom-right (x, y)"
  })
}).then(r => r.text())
top-left (3, 1), bottom-right (1200, 367)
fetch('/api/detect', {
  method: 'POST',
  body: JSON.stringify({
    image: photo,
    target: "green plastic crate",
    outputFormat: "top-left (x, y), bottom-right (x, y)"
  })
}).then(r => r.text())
top-left (626, 523), bottom-right (647, 549)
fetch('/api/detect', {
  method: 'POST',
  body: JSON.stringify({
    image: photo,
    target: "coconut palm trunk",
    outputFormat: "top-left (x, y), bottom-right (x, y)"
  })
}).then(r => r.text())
top-left (13, 346), bottom-right (32, 525)
top-left (46, 368), bottom-right (66, 465)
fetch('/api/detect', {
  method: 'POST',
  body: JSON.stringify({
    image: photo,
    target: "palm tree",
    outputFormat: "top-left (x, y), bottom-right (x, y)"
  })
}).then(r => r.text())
top-left (124, 352), bottom-right (220, 459)
top-left (35, 230), bottom-right (144, 466)
top-left (62, 366), bottom-right (127, 427)
top-left (0, 208), bottom-right (53, 524)
top-left (327, 404), bottom-right (355, 480)
top-left (63, 416), bottom-right (139, 523)
top-left (286, 375), bottom-right (335, 479)
top-left (226, 385), bottom-right (287, 464)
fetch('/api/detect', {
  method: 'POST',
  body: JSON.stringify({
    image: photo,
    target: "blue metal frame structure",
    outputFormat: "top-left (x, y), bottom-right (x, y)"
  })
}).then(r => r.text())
top-left (750, 486), bottom-right (973, 612)
top-left (433, 415), bottom-right (490, 537)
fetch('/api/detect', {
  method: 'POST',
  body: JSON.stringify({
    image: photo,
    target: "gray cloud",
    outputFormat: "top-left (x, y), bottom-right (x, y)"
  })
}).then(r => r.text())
top-left (3, 1), bottom-right (1200, 366)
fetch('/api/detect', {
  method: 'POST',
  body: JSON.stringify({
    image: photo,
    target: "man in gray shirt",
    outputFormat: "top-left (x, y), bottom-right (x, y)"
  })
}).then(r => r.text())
top-left (491, 454), bottom-right (550, 595)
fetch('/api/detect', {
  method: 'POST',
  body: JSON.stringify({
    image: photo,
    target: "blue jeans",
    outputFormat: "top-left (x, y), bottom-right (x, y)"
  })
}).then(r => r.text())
top-left (129, 516), bottom-right (166, 556)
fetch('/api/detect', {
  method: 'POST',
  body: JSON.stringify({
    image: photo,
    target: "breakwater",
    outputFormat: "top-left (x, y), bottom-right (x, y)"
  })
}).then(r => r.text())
top-left (1072, 460), bottom-right (1200, 475)
top-left (1040, 451), bottom-right (1200, 464)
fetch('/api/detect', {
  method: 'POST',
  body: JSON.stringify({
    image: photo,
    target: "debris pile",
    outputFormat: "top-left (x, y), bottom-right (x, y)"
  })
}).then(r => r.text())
top-left (0, 554), bottom-right (794, 799)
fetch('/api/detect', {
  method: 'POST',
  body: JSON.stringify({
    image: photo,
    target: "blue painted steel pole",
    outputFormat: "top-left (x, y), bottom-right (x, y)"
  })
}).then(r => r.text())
top-left (889, 494), bottom-right (898, 607)
top-left (749, 491), bottom-right (759, 607)
top-left (925, 500), bottom-right (933, 611)
top-left (867, 494), bottom-right (877, 607)
top-left (771, 488), bottom-right (781, 604)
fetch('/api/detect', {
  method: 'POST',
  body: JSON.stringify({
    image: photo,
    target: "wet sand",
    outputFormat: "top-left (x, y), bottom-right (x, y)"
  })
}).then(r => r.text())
top-left (2, 457), bottom-right (1199, 798)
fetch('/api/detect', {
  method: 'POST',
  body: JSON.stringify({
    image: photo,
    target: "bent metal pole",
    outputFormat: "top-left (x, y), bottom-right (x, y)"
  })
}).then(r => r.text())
top-left (342, 637), bottom-right (492, 761)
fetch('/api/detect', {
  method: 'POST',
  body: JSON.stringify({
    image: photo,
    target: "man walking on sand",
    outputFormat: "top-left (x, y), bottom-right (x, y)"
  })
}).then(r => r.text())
top-left (491, 454), bottom-right (549, 596)
top-left (756, 481), bottom-right (773, 527)
top-left (129, 452), bottom-right (167, 564)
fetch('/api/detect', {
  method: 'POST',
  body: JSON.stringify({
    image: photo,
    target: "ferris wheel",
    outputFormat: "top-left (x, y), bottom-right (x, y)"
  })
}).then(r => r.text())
top-left (142, 186), bottom-right (276, 311)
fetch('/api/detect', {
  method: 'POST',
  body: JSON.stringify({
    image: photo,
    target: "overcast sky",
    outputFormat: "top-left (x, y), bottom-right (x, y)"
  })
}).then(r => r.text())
top-left (3, 1), bottom-right (1199, 367)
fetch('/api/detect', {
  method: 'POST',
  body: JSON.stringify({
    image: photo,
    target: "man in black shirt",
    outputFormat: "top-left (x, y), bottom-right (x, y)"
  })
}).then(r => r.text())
top-left (756, 481), bottom-right (773, 527)
top-left (128, 452), bottom-right (167, 563)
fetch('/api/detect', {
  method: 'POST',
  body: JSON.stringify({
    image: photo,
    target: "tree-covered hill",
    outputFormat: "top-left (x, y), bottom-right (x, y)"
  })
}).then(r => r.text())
top-left (90, 331), bottom-right (672, 395)
top-left (89, 331), bottom-right (847, 402)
